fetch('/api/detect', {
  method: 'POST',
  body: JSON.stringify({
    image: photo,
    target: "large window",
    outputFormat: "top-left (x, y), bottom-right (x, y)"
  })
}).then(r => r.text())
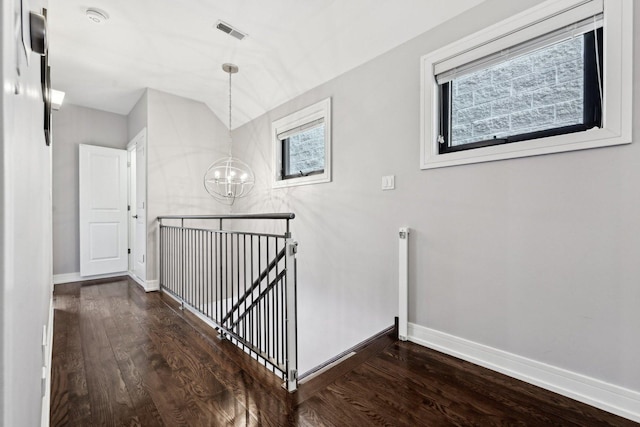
top-left (440, 28), bottom-right (602, 153)
top-left (421, 0), bottom-right (633, 169)
top-left (272, 98), bottom-right (331, 188)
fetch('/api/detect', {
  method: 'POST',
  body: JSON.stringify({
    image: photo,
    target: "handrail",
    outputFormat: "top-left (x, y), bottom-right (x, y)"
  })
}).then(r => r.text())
top-left (157, 213), bottom-right (295, 221)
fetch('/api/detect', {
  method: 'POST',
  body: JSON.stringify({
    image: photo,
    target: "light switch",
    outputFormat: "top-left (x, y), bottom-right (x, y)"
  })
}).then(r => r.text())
top-left (382, 175), bottom-right (395, 190)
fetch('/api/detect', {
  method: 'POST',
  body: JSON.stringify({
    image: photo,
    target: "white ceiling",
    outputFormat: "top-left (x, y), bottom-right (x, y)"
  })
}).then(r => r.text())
top-left (48, 0), bottom-right (483, 129)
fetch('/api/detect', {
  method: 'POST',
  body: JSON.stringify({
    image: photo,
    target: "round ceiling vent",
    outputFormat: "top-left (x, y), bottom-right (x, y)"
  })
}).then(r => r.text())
top-left (86, 8), bottom-right (109, 24)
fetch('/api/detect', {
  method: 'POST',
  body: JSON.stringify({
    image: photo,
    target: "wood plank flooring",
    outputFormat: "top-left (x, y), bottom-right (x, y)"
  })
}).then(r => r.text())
top-left (50, 278), bottom-right (636, 426)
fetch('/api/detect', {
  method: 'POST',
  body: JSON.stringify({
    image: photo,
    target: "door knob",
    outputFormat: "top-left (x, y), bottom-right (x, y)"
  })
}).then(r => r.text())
top-left (132, 215), bottom-right (138, 219)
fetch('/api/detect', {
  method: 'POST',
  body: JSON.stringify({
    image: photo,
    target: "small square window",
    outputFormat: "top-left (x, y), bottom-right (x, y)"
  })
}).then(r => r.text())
top-left (273, 98), bottom-right (331, 188)
top-left (281, 120), bottom-right (325, 179)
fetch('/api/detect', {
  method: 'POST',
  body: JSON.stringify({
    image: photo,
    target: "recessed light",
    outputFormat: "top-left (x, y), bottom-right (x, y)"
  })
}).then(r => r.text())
top-left (86, 8), bottom-right (109, 24)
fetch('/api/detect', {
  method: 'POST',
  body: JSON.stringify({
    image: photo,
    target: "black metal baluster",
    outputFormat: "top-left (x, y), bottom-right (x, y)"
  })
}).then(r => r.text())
top-left (227, 231), bottom-right (231, 328)
top-left (271, 237), bottom-right (280, 363)
top-left (199, 230), bottom-right (203, 312)
top-left (200, 229), bottom-right (204, 313)
top-left (250, 234), bottom-right (254, 352)
top-left (171, 227), bottom-right (174, 294)
top-left (207, 231), bottom-right (211, 319)
top-left (257, 236), bottom-right (262, 353)
top-left (236, 233), bottom-right (240, 334)
top-left (243, 233), bottom-right (247, 346)
top-left (216, 231), bottom-right (221, 324)
top-left (266, 236), bottom-right (271, 363)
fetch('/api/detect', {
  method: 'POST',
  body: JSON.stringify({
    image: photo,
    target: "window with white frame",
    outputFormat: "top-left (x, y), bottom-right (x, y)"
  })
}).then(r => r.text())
top-left (420, 0), bottom-right (633, 169)
top-left (273, 98), bottom-right (331, 188)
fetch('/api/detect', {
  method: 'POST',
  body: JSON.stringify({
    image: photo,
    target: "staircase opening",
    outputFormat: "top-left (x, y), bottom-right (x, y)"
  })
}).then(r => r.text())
top-left (158, 213), bottom-right (298, 391)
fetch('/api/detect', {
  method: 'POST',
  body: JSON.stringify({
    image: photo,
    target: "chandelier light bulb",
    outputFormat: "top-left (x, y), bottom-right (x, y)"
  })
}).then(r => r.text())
top-left (204, 156), bottom-right (255, 205)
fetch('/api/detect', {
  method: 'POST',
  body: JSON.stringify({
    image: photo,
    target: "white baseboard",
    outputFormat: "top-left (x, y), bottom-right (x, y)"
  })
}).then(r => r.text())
top-left (53, 271), bottom-right (127, 285)
top-left (408, 323), bottom-right (640, 423)
top-left (145, 279), bottom-right (159, 292)
top-left (128, 272), bottom-right (159, 292)
top-left (41, 296), bottom-right (54, 427)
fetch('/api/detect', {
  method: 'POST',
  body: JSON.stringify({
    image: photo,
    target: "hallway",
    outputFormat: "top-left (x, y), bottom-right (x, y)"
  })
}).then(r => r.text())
top-left (50, 279), bottom-right (634, 426)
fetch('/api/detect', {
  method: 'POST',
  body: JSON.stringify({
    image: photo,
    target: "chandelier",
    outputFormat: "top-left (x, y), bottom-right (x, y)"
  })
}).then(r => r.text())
top-left (203, 63), bottom-right (255, 204)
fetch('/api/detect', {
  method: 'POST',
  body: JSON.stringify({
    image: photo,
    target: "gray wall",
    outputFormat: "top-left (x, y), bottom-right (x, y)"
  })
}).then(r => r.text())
top-left (1, 0), bottom-right (52, 423)
top-left (128, 90), bottom-right (148, 141)
top-left (52, 104), bottom-right (129, 275)
top-left (145, 89), bottom-right (229, 281)
top-left (232, 0), bottom-right (640, 393)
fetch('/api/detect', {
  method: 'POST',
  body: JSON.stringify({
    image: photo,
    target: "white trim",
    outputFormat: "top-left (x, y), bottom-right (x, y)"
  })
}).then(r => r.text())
top-left (54, 272), bottom-right (158, 292)
top-left (272, 98), bottom-right (332, 188)
top-left (128, 272), bottom-right (159, 292)
top-left (40, 297), bottom-right (54, 427)
top-left (145, 279), bottom-right (159, 292)
top-left (420, 0), bottom-right (633, 169)
top-left (408, 323), bottom-right (640, 422)
top-left (53, 271), bottom-right (127, 285)
top-left (127, 128), bottom-right (147, 282)
top-left (126, 142), bottom-right (136, 275)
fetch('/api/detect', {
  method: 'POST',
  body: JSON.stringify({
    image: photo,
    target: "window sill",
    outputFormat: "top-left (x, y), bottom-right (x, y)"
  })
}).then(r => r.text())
top-left (421, 126), bottom-right (631, 169)
top-left (273, 173), bottom-right (331, 189)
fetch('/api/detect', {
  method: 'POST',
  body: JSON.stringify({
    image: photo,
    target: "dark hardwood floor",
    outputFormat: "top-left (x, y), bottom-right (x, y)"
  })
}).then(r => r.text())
top-left (50, 278), bottom-right (636, 426)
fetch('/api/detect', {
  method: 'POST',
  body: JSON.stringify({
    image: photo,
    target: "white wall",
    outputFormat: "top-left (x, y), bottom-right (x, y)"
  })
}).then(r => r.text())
top-left (232, 0), bottom-right (640, 398)
top-left (145, 88), bottom-right (229, 281)
top-left (52, 104), bottom-right (128, 275)
top-left (1, 0), bottom-right (52, 425)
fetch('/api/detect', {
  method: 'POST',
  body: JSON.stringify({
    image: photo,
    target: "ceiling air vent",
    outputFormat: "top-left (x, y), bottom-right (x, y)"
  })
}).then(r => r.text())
top-left (215, 20), bottom-right (247, 41)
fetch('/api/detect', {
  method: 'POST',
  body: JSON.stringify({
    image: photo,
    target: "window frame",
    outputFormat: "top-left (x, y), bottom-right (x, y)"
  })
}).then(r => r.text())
top-left (272, 98), bottom-right (332, 188)
top-left (420, 0), bottom-right (633, 170)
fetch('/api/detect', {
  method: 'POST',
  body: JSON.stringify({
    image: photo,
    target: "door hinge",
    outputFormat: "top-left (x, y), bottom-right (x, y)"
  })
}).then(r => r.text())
top-left (128, 205), bottom-right (130, 211)
top-left (128, 248), bottom-right (131, 254)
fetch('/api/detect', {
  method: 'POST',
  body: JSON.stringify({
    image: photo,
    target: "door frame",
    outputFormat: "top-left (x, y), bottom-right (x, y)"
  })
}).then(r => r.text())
top-left (127, 128), bottom-right (148, 287)
top-left (127, 142), bottom-right (137, 273)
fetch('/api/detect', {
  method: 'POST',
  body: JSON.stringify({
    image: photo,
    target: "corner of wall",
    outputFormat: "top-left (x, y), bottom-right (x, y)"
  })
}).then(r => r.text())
top-left (127, 89), bottom-right (149, 142)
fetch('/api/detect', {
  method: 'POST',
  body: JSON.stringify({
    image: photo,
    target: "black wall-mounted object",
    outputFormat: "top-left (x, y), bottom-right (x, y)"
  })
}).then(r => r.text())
top-left (35, 9), bottom-right (51, 146)
top-left (29, 11), bottom-right (47, 55)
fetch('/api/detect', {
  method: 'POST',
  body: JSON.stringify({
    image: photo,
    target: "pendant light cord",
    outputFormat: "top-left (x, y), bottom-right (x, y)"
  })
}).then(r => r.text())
top-left (228, 69), bottom-right (233, 156)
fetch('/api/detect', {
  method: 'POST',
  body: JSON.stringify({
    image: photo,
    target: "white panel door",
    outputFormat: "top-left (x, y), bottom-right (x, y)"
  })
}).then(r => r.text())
top-left (133, 130), bottom-right (147, 281)
top-left (79, 144), bottom-right (128, 276)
